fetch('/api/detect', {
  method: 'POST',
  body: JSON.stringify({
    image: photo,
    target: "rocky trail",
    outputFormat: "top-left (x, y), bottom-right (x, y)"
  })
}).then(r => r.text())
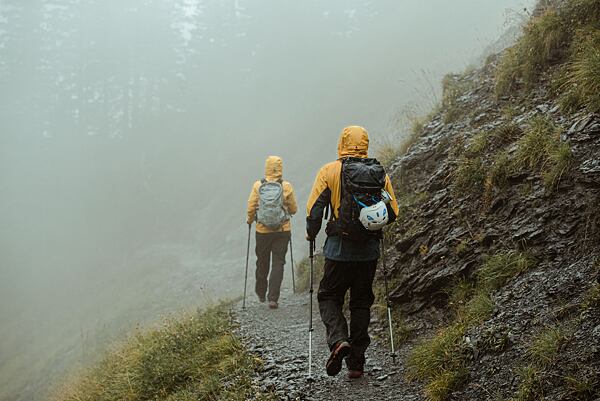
top-left (236, 289), bottom-right (423, 401)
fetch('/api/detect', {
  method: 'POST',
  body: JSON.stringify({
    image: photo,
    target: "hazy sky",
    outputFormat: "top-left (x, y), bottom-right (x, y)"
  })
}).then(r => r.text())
top-left (0, 0), bottom-right (534, 399)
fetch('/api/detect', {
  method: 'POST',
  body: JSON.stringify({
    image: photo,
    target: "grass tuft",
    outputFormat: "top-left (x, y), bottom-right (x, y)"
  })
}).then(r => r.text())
top-left (51, 307), bottom-right (274, 401)
top-left (425, 369), bottom-right (468, 401)
top-left (527, 325), bottom-right (565, 367)
top-left (543, 142), bottom-right (572, 189)
top-left (514, 116), bottom-right (561, 170)
top-left (513, 116), bottom-right (571, 191)
top-left (476, 251), bottom-right (536, 292)
top-left (511, 365), bottom-right (544, 401)
top-left (406, 323), bottom-right (466, 382)
top-left (495, 9), bottom-right (569, 96)
top-left (452, 157), bottom-right (485, 194)
top-left (580, 283), bottom-right (600, 311)
top-left (564, 372), bottom-right (598, 401)
top-left (561, 29), bottom-right (600, 113)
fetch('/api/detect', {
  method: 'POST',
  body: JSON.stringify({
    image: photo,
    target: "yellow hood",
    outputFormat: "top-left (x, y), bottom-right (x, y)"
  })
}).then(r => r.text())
top-left (337, 126), bottom-right (369, 158)
top-left (264, 155), bottom-right (283, 181)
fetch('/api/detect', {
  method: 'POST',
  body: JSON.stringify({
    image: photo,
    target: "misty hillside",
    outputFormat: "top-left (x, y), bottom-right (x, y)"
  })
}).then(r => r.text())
top-left (1, 1), bottom-right (536, 400)
top-left (45, 0), bottom-right (600, 400)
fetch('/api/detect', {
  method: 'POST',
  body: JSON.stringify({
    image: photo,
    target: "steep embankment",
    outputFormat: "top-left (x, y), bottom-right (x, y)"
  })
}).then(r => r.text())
top-left (381, 1), bottom-right (600, 400)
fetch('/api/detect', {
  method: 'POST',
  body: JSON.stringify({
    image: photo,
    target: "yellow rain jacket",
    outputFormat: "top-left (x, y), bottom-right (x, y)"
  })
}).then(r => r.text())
top-left (247, 156), bottom-right (297, 233)
top-left (306, 126), bottom-right (399, 260)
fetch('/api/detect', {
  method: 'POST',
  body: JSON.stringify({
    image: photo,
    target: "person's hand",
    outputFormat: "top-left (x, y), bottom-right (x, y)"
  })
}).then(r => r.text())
top-left (246, 219), bottom-right (253, 226)
top-left (306, 233), bottom-right (315, 242)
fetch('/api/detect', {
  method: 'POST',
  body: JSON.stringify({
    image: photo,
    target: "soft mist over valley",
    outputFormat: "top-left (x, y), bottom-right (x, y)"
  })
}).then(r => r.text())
top-left (0, 1), bottom-right (534, 399)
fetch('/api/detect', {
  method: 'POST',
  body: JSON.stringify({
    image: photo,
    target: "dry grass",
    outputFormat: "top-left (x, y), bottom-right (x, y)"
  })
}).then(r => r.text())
top-left (561, 29), bottom-right (600, 113)
top-left (496, 9), bottom-right (569, 96)
top-left (51, 307), bottom-right (273, 401)
top-left (295, 253), bottom-right (325, 293)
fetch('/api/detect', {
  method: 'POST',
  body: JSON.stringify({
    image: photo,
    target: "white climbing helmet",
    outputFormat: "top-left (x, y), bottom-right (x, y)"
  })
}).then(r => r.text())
top-left (358, 201), bottom-right (389, 231)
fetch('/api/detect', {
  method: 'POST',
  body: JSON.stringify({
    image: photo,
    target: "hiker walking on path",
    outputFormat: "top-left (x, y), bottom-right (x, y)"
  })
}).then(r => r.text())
top-left (306, 126), bottom-right (399, 379)
top-left (247, 156), bottom-right (298, 309)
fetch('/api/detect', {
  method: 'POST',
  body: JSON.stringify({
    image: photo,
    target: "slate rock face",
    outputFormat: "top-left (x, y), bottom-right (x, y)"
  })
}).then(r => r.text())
top-left (385, 63), bottom-right (600, 314)
top-left (379, 53), bottom-right (600, 401)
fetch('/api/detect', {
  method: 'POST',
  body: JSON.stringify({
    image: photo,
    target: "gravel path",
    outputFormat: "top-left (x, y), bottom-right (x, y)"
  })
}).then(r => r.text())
top-left (235, 289), bottom-right (424, 401)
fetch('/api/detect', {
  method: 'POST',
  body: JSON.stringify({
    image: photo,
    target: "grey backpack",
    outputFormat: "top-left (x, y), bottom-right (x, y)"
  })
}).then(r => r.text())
top-left (256, 179), bottom-right (288, 229)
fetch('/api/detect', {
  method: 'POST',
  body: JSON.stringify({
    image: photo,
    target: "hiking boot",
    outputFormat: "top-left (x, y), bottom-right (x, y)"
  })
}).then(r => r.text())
top-left (258, 295), bottom-right (266, 303)
top-left (347, 369), bottom-right (364, 379)
top-left (325, 341), bottom-right (351, 376)
top-left (268, 301), bottom-right (278, 309)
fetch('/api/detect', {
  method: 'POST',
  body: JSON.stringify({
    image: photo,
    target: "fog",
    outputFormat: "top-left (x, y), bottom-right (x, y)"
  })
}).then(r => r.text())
top-left (0, 0), bottom-right (533, 399)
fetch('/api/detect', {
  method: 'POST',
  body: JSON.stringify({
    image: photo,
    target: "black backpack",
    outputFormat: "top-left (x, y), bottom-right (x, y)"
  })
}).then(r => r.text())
top-left (327, 157), bottom-right (386, 239)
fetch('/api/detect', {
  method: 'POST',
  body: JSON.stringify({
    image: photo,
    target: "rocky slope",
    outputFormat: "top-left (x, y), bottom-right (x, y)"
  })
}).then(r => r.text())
top-left (381, 4), bottom-right (600, 399)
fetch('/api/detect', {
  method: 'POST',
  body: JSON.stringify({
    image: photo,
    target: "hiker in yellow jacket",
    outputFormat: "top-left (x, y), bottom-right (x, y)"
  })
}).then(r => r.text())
top-left (306, 126), bottom-right (399, 378)
top-left (247, 156), bottom-right (297, 309)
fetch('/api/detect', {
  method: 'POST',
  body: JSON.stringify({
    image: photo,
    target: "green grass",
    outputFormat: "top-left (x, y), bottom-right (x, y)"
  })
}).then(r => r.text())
top-left (542, 142), bottom-right (572, 189)
top-left (465, 132), bottom-right (489, 157)
top-left (527, 325), bottom-right (566, 367)
top-left (406, 323), bottom-right (467, 382)
top-left (514, 116), bottom-right (561, 170)
top-left (495, 9), bottom-right (569, 96)
top-left (512, 116), bottom-right (572, 190)
top-left (486, 150), bottom-right (512, 190)
top-left (561, 29), bottom-right (600, 113)
top-left (460, 291), bottom-right (494, 325)
top-left (476, 251), bottom-right (537, 292)
top-left (295, 254), bottom-right (325, 293)
top-left (580, 283), bottom-right (600, 311)
top-left (564, 372), bottom-right (598, 401)
top-left (452, 156), bottom-right (485, 194)
top-left (496, 0), bottom-right (600, 99)
top-left (511, 365), bottom-right (544, 401)
top-left (52, 306), bottom-right (274, 401)
top-left (490, 123), bottom-right (522, 145)
top-left (425, 369), bottom-right (468, 401)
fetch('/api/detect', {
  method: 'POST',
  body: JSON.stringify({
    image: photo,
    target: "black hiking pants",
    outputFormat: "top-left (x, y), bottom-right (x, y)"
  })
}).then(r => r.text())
top-left (317, 258), bottom-right (377, 371)
top-left (255, 231), bottom-right (290, 303)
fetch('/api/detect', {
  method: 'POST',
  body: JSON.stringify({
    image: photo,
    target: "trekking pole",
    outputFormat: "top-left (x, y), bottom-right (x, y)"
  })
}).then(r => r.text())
top-left (242, 223), bottom-right (251, 310)
top-left (308, 239), bottom-right (315, 381)
top-left (290, 236), bottom-right (296, 293)
top-left (381, 236), bottom-right (397, 364)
